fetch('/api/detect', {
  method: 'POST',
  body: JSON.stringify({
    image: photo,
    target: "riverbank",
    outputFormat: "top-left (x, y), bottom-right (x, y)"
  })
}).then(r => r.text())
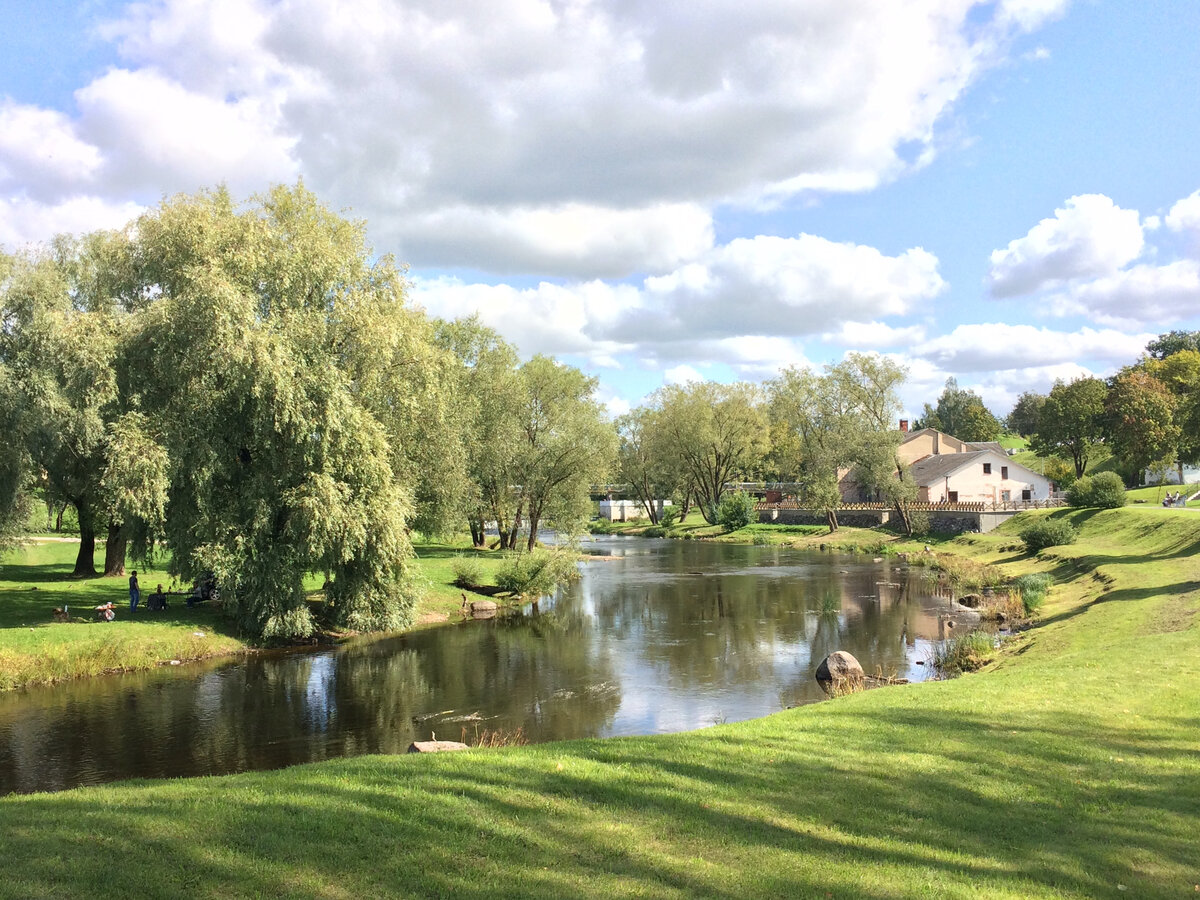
top-left (1, 507), bottom-right (1196, 897)
top-left (0, 539), bottom-right (516, 690)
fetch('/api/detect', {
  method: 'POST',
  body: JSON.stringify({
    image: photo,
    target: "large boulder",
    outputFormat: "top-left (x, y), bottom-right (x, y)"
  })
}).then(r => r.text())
top-left (815, 651), bottom-right (864, 692)
top-left (470, 600), bottom-right (498, 619)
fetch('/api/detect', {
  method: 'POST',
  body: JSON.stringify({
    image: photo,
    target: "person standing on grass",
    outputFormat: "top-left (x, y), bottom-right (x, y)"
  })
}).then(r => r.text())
top-left (129, 571), bottom-right (140, 612)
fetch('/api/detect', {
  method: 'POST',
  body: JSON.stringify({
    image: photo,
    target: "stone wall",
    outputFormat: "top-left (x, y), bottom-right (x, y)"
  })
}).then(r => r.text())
top-left (759, 507), bottom-right (1023, 534)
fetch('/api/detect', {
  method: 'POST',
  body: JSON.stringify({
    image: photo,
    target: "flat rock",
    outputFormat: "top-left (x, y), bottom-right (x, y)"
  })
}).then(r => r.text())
top-left (407, 740), bottom-right (470, 754)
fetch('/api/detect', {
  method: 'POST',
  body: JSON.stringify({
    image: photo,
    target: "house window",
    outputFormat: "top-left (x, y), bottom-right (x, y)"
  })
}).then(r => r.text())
top-left (1001, 466), bottom-right (1008, 479)
top-left (948, 491), bottom-right (959, 503)
top-left (983, 463), bottom-right (992, 474)
top-left (1001, 490), bottom-right (1011, 502)
top-left (1022, 489), bottom-right (1032, 501)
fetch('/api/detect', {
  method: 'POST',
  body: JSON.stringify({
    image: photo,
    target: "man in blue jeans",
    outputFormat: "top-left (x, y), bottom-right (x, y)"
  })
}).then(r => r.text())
top-left (129, 571), bottom-right (140, 612)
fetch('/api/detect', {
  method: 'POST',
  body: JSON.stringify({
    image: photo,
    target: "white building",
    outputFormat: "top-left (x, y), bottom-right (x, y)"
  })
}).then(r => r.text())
top-left (1144, 464), bottom-right (1200, 486)
top-left (598, 499), bottom-right (672, 522)
top-left (911, 448), bottom-right (1052, 504)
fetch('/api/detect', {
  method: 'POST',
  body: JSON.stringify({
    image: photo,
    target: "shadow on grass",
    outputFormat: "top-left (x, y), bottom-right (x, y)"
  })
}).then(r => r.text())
top-left (2, 704), bottom-right (1197, 898)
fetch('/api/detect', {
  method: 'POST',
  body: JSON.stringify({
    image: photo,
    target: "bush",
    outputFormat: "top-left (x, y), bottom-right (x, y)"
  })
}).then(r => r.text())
top-left (1067, 471), bottom-right (1127, 508)
top-left (717, 491), bottom-right (756, 531)
top-left (494, 548), bottom-right (580, 598)
top-left (658, 506), bottom-right (680, 527)
top-left (1012, 572), bottom-right (1052, 614)
top-left (1019, 518), bottom-right (1077, 552)
top-left (451, 555), bottom-right (486, 589)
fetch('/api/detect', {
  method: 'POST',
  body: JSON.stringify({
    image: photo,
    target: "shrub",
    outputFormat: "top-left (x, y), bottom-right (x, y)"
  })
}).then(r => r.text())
top-left (1043, 457), bottom-right (1076, 491)
top-left (1012, 572), bottom-right (1052, 614)
top-left (658, 506), bottom-right (680, 527)
top-left (451, 555), bottom-right (486, 589)
top-left (1089, 471), bottom-right (1127, 508)
top-left (1068, 472), bottom-right (1127, 508)
top-left (906, 508), bottom-right (931, 537)
top-left (717, 491), bottom-right (756, 531)
top-left (494, 548), bottom-right (580, 598)
top-left (1019, 518), bottom-right (1077, 552)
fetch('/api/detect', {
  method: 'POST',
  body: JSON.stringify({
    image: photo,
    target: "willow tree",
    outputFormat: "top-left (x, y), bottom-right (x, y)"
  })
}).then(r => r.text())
top-left (651, 381), bottom-right (768, 524)
top-left (125, 184), bottom-right (429, 638)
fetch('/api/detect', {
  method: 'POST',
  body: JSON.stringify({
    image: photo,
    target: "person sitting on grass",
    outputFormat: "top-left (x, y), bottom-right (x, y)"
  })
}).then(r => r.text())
top-left (148, 584), bottom-right (168, 611)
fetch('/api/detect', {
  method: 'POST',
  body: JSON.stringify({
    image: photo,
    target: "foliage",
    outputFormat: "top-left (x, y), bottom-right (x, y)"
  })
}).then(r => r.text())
top-left (1145, 329), bottom-right (1200, 359)
top-left (493, 548), bottom-right (581, 598)
top-left (931, 630), bottom-right (995, 676)
top-left (1005, 390), bottom-right (1045, 437)
top-left (1067, 472), bottom-right (1127, 508)
top-left (648, 381), bottom-right (769, 525)
top-left (1029, 377), bottom-right (1107, 478)
top-left (1102, 370), bottom-right (1180, 478)
top-left (716, 490), bottom-right (756, 531)
top-left (657, 506), bottom-right (680, 527)
top-left (1042, 456), bottom-right (1077, 490)
top-left (1012, 572), bottom-right (1052, 614)
top-left (918, 377), bottom-right (1001, 441)
top-left (451, 555), bottom-right (487, 589)
top-left (1018, 517), bottom-right (1078, 551)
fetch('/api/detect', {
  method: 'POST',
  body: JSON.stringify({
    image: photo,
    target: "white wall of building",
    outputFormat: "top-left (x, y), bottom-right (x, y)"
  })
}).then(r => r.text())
top-left (923, 453), bottom-right (1052, 503)
top-left (1144, 465), bottom-right (1200, 485)
top-left (598, 499), bottom-right (673, 521)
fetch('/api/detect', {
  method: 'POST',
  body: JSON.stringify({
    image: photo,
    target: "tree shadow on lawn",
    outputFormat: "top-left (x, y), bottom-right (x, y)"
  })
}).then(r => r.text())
top-left (3, 706), bottom-right (1197, 898)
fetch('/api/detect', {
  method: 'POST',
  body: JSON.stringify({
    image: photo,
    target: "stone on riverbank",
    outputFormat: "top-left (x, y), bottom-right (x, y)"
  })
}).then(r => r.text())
top-left (407, 740), bottom-right (469, 754)
top-left (815, 651), bottom-right (864, 692)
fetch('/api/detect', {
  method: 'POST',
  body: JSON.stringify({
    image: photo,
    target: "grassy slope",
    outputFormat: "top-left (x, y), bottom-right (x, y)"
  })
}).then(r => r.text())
top-left (0, 540), bottom-right (511, 690)
top-left (1, 509), bottom-right (1197, 898)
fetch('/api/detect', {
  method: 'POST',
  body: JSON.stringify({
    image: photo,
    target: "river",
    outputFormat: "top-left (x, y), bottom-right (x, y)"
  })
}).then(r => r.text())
top-left (0, 536), bottom-right (963, 795)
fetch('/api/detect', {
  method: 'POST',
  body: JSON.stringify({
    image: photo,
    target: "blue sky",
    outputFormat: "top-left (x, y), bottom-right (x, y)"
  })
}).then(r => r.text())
top-left (2, 0), bottom-right (1198, 418)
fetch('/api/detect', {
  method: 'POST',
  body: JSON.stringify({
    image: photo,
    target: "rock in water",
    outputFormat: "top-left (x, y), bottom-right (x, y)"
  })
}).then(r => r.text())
top-left (815, 651), bottom-right (865, 692)
top-left (470, 599), bottom-right (498, 619)
top-left (407, 741), bottom-right (470, 754)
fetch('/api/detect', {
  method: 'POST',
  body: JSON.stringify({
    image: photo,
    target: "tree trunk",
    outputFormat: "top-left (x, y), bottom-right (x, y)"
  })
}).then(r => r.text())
top-left (826, 508), bottom-right (839, 533)
top-left (72, 508), bottom-right (98, 578)
top-left (469, 516), bottom-right (485, 549)
top-left (55, 503), bottom-right (65, 532)
top-left (505, 502), bottom-right (523, 551)
top-left (103, 522), bottom-right (127, 576)
top-left (526, 511), bottom-right (540, 552)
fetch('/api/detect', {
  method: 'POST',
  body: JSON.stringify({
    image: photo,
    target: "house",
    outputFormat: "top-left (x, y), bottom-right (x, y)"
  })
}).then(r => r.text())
top-left (840, 424), bottom-right (1053, 504)
top-left (598, 499), bottom-right (672, 521)
top-left (1144, 464), bottom-right (1200, 486)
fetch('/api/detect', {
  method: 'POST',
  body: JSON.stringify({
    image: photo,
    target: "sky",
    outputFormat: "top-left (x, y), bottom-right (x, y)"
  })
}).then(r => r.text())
top-left (2, 0), bottom-right (1199, 420)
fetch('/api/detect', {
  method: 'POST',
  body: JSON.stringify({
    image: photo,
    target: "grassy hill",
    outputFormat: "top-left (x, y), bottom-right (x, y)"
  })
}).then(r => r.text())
top-left (1, 508), bottom-right (1197, 898)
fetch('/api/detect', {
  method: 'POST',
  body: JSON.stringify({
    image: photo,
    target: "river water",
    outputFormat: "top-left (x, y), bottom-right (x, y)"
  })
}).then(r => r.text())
top-left (0, 536), bottom-right (962, 795)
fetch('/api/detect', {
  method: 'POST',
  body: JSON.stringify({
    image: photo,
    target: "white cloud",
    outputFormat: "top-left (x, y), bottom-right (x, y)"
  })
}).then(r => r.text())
top-left (663, 364), bottom-right (704, 385)
top-left (1, 0), bottom-right (1065, 267)
top-left (1165, 189), bottom-right (1200, 233)
top-left (0, 195), bottom-right (145, 250)
top-left (824, 321), bottom-right (927, 348)
top-left (988, 194), bottom-right (1144, 297)
top-left (0, 101), bottom-right (102, 197)
top-left (75, 68), bottom-right (298, 196)
top-left (915, 323), bottom-right (1153, 372)
top-left (1051, 260), bottom-right (1200, 325)
top-left (605, 234), bottom-right (944, 343)
top-left (392, 202), bottom-right (714, 278)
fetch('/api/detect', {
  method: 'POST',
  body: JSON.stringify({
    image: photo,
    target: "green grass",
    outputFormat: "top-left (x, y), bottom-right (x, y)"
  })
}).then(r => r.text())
top-left (0, 508), bottom-right (1197, 897)
top-left (1125, 484), bottom-right (1200, 508)
top-left (0, 538), bottom-right (531, 689)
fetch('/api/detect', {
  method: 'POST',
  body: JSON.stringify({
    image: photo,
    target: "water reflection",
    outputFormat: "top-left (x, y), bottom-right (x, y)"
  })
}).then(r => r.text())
top-left (0, 536), bottom-right (954, 794)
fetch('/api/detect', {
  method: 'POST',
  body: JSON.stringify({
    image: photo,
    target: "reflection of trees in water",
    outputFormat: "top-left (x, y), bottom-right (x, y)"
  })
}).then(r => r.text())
top-left (0, 543), bottom-right (952, 795)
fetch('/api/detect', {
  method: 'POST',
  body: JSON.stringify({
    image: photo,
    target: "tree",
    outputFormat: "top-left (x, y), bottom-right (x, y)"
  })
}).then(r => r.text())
top-left (1006, 391), bottom-right (1046, 437)
top-left (652, 381), bottom-right (768, 524)
top-left (1029, 377), bottom-right (1107, 478)
top-left (1140, 349), bottom-right (1200, 476)
top-left (1146, 330), bottom-right (1200, 360)
top-left (510, 356), bottom-right (616, 550)
top-left (918, 377), bottom-right (1001, 441)
top-left (126, 184), bottom-right (426, 638)
top-left (616, 408), bottom-right (669, 524)
top-left (0, 239), bottom-right (135, 576)
top-left (1103, 370), bottom-right (1181, 481)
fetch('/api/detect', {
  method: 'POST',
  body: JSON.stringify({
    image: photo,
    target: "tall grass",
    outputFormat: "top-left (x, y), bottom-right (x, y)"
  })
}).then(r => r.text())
top-left (494, 548), bottom-right (581, 599)
top-left (1012, 572), bottom-right (1052, 614)
top-left (931, 630), bottom-right (995, 677)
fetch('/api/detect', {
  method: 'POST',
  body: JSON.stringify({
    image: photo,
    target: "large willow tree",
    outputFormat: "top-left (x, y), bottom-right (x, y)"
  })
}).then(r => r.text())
top-left (124, 184), bottom-right (442, 638)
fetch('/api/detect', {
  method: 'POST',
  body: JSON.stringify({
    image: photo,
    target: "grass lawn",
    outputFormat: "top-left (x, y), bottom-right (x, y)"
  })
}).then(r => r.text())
top-left (0, 538), bottom-right (523, 690)
top-left (1125, 484), bottom-right (1200, 509)
top-left (0, 508), bottom-right (1197, 897)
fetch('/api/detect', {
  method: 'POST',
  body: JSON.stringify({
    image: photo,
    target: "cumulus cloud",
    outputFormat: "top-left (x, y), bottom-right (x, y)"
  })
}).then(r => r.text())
top-left (2, 0), bottom-right (1062, 267)
top-left (915, 324), bottom-right (1153, 371)
top-left (823, 321), bottom-right (927, 348)
top-left (0, 101), bottom-right (102, 197)
top-left (1165, 189), bottom-right (1200, 233)
top-left (604, 234), bottom-right (944, 343)
top-left (0, 195), bottom-right (145, 250)
top-left (663, 364), bottom-right (704, 385)
top-left (988, 194), bottom-right (1144, 298)
top-left (1051, 260), bottom-right (1200, 325)
top-left (412, 233), bottom-right (941, 371)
